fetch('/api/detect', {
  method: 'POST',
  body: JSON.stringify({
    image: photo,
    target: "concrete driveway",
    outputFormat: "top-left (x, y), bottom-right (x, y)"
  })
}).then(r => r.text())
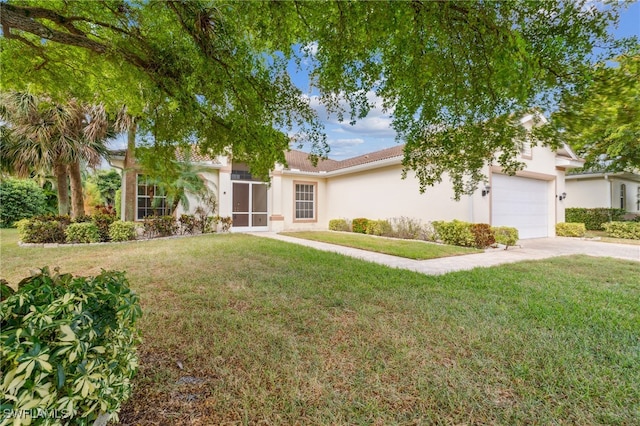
top-left (250, 233), bottom-right (640, 276)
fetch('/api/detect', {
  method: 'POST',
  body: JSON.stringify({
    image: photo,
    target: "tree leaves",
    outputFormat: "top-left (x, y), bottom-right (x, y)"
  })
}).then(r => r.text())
top-left (1, 1), bottom-right (629, 195)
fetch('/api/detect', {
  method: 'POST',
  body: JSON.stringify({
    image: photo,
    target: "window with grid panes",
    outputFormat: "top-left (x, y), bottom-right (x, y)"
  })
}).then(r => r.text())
top-left (295, 183), bottom-right (315, 220)
top-left (137, 175), bottom-right (171, 219)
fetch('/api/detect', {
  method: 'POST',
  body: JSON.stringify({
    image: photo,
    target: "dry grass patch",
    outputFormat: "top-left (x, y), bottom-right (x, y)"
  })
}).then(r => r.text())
top-left (1, 229), bottom-right (639, 425)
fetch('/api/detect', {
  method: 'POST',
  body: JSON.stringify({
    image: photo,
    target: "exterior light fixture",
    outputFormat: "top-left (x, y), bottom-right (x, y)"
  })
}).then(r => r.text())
top-left (482, 185), bottom-right (491, 197)
top-left (558, 192), bottom-right (567, 201)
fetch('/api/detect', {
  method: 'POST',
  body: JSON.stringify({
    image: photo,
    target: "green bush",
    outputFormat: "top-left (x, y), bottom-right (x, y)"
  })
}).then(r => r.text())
top-left (109, 221), bottom-right (138, 242)
top-left (565, 208), bottom-right (625, 230)
top-left (0, 268), bottom-right (142, 425)
top-left (556, 222), bottom-right (586, 237)
top-left (18, 219), bottom-right (67, 244)
top-left (91, 213), bottom-right (117, 242)
top-left (602, 221), bottom-right (640, 239)
top-left (492, 226), bottom-right (519, 249)
top-left (65, 222), bottom-right (101, 244)
top-left (114, 189), bottom-right (122, 220)
top-left (217, 216), bottom-right (232, 232)
top-left (142, 215), bottom-right (178, 238)
top-left (0, 179), bottom-right (48, 227)
top-left (470, 223), bottom-right (496, 248)
top-left (352, 218), bottom-right (369, 234)
top-left (328, 218), bottom-right (351, 232)
top-left (388, 217), bottom-right (424, 240)
top-left (366, 219), bottom-right (393, 236)
top-left (433, 220), bottom-right (475, 247)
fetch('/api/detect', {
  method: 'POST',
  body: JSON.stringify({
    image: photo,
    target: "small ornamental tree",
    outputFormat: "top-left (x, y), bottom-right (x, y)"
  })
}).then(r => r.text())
top-left (0, 179), bottom-right (47, 227)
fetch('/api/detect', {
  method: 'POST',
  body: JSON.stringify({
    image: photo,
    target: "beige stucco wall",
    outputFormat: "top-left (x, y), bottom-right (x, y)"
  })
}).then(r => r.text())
top-left (323, 164), bottom-right (481, 225)
top-left (276, 174), bottom-right (329, 231)
top-left (175, 170), bottom-right (220, 217)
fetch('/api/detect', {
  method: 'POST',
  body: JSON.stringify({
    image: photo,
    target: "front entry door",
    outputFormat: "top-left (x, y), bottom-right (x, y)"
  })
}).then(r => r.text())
top-left (232, 182), bottom-right (268, 230)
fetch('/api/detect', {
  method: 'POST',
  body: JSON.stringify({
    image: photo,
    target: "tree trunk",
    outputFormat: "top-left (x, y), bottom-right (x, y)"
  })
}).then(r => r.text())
top-left (54, 161), bottom-right (70, 216)
top-left (68, 161), bottom-right (85, 218)
top-left (123, 122), bottom-right (137, 221)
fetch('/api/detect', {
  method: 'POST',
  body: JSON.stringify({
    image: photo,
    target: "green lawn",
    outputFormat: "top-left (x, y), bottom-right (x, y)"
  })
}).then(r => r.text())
top-left (1, 229), bottom-right (639, 425)
top-left (280, 230), bottom-right (481, 259)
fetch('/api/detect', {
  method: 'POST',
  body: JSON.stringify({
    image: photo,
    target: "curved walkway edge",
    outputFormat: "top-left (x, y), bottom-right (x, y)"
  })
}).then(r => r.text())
top-left (248, 232), bottom-right (640, 276)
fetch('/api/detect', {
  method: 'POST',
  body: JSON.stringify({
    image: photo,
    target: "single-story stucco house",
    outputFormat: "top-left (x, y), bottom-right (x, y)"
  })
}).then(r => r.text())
top-left (565, 171), bottom-right (640, 218)
top-left (110, 115), bottom-right (584, 239)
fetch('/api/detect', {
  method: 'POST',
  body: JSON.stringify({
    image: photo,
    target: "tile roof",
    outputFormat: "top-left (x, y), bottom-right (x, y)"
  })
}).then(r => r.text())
top-left (284, 145), bottom-right (405, 173)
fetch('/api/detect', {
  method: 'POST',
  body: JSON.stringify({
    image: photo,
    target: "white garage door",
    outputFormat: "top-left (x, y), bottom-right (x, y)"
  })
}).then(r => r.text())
top-left (492, 174), bottom-right (549, 239)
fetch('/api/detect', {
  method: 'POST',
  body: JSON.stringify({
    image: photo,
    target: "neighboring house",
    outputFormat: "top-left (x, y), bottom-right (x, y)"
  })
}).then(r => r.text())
top-left (565, 171), bottom-right (640, 218)
top-left (109, 115), bottom-right (584, 239)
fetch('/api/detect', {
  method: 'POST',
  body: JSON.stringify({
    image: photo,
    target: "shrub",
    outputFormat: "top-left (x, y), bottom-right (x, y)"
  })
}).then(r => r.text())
top-left (328, 218), bottom-right (351, 232)
top-left (114, 189), bottom-right (122, 220)
top-left (218, 216), bottom-right (233, 232)
top-left (18, 219), bottom-right (67, 244)
top-left (0, 268), bottom-right (141, 425)
top-left (388, 216), bottom-right (424, 240)
top-left (602, 221), bottom-right (640, 240)
top-left (432, 220), bottom-right (475, 247)
top-left (65, 222), bottom-right (101, 244)
top-left (492, 226), bottom-right (519, 249)
top-left (109, 221), bottom-right (138, 242)
top-left (366, 219), bottom-right (393, 236)
top-left (471, 223), bottom-right (496, 248)
top-left (92, 213), bottom-right (117, 242)
top-left (195, 207), bottom-right (216, 233)
top-left (0, 179), bottom-right (48, 227)
top-left (565, 208), bottom-right (625, 230)
top-left (352, 218), bottom-right (369, 234)
top-left (142, 215), bottom-right (178, 238)
top-left (179, 214), bottom-right (197, 235)
top-left (556, 222), bottom-right (586, 237)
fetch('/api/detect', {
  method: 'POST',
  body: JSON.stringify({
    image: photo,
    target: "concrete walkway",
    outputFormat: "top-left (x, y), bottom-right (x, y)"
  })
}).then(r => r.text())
top-left (248, 232), bottom-right (640, 275)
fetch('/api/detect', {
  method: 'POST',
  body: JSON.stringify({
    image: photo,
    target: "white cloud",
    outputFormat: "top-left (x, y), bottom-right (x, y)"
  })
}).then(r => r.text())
top-left (328, 138), bottom-right (365, 147)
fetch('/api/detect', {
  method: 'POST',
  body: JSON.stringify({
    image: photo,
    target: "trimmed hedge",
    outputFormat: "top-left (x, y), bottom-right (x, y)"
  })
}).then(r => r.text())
top-left (18, 219), bottom-right (67, 244)
top-left (565, 208), bottom-right (625, 230)
top-left (366, 219), bottom-right (392, 236)
top-left (492, 226), bottom-right (519, 249)
top-left (352, 218), bottom-right (369, 234)
top-left (109, 221), bottom-right (138, 242)
top-left (556, 222), bottom-right (586, 237)
top-left (602, 221), bottom-right (640, 239)
top-left (0, 268), bottom-right (141, 425)
top-left (328, 219), bottom-right (351, 232)
top-left (471, 223), bottom-right (496, 248)
top-left (65, 222), bottom-right (101, 244)
top-left (433, 220), bottom-right (475, 247)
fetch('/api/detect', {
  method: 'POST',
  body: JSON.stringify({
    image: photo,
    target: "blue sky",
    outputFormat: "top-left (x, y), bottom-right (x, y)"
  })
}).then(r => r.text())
top-left (108, 2), bottom-right (640, 161)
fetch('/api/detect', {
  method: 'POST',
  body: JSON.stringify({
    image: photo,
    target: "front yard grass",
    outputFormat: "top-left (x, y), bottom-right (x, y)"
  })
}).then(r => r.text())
top-left (280, 230), bottom-right (481, 259)
top-left (1, 229), bottom-right (639, 425)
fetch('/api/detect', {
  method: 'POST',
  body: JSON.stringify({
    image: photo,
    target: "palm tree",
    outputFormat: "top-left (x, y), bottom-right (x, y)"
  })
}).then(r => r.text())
top-left (0, 92), bottom-right (110, 217)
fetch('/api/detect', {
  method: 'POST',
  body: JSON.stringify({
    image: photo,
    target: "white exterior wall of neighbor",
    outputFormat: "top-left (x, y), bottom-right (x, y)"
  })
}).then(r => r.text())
top-left (565, 178), bottom-right (611, 209)
top-left (565, 175), bottom-right (640, 214)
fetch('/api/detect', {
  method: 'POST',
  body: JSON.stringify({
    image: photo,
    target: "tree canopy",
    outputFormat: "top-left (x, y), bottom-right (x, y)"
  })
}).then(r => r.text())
top-left (545, 47), bottom-right (640, 172)
top-left (0, 0), bottom-right (631, 196)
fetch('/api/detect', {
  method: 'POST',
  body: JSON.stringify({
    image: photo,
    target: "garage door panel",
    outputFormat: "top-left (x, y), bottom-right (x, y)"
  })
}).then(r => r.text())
top-left (492, 174), bottom-right (549, 239)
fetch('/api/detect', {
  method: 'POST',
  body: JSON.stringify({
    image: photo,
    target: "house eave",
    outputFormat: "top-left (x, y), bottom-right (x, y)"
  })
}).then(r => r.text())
top-left (282, 155), bottom-right (403, 177)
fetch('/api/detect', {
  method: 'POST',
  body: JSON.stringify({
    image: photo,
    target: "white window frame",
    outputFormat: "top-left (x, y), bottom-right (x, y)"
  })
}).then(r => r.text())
top-left (136, 175), bottom-right (171, 220)
top-left (294, 181), bottom-right (317, 222)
